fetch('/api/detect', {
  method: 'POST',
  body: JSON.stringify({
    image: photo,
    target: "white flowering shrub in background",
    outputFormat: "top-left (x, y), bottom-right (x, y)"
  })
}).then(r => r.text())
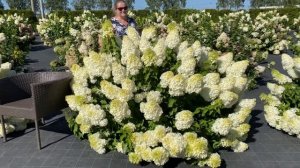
top-left (261, 53), bottom-right (300, 138)
top-left (65, 21), bottom-right (257, 168)
top-left (135, 11), bottom-right (173, 34)
top-left (37, 11), bottom-right (106, 69)
top-left (37, 13), bottom-right (71, 46)
top-left (292, 17), bottom-right (300, 56)
top-left (253, 10), bottom-right (290, 55)
top-left (0, 14), bottom-right (35, 67)
top-left (181, 11), bottom-right (217, 48)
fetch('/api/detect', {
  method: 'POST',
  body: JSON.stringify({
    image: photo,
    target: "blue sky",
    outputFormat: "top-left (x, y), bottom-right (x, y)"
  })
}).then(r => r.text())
top-left (2, 0), bottom-right (251, 10)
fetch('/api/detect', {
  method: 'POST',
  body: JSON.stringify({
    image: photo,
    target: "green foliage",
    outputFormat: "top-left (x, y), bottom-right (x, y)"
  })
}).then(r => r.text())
top-left (63, 108), bottom-right (85, 139)
top-left (281, 83), bottom-right (300, 110)
top-left (0, 10), bottom-right (37, 25)
top-left (98, 0), bottom-right (112, 10)
top-left (50, 8), bottom-right (300, 28)
top-left (44, 0), bottom-right (69, 11)
top-left (72, 0), bottom-right (98, 10)
top-left (5, 0), bottom-right (30, 10)
top-left (217, 0), bottom-right (245, 10)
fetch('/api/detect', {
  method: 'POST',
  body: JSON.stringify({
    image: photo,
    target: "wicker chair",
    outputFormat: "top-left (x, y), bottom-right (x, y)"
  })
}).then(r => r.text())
top-left (0, 72), bottom-right (72, 149)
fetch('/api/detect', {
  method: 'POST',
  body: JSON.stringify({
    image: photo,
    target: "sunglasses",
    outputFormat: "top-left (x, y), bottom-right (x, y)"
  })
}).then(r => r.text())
top-left (117, 6), bottom-right (128, 11)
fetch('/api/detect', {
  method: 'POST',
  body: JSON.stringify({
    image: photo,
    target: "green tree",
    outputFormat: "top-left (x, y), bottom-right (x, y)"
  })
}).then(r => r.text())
top-left (145, 0), bottom-right (186, 10)
top-left (97, 0), bottom-right (112, 10)
top-left (250, 0), bottom-right (300, 8)
top-left (163, 0), bottom-right (186, 9)
top-left (44, 0), bottom-right (68, 11)
top-left (5, 0), bottom-right (31, 10)
top-left (145, 0), bottom-right (162, 10)
top-left (72, 0), bottom-right (97, 10)
top-left (0, 0), bottom-right (4, 10)
top-left (217, 0), bottom-right (245, 9)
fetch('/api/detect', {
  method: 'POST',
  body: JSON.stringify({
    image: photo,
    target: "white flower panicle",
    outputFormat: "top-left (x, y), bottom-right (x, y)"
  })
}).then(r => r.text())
top-left (281, 53), bottom-right (294, 70)
top-left (219, 91), bottom-right (239, 108)
top-left (216, 32), bottom-right (230, 48)
top-left (100, 80), bottom-right (120, 100)
top-left (226, 60), bottom-right (249, 77)
top-left (160, 71), bottom-right (174, 88)
top-left (219, 76), bottom-right (235, 91)
top-left (212, 118), bottom-right (233, 136)
top-left (79, 104), bottom-right (107, 127)
top-left (112, 62), bottom-right (127, 84)
top-left (140, 101), bottom-right (163, 121)
top-left (121, 78), bottom-right (137, 93)
top-left (109, 99), bottom-right (131, 123)
top-left (217, 52), bottom-right (233, 74)
top-left (70, 64), bottom-right (89, 86)
top-left (185, 74), bottom-right (203, 94)
top-left (165, 30), bottom-right (180, 49)
top-left (88, 133), bottom-right (107, 154)
top-left (141, 48), bottom-right (158, 67)
top-left (146, 91), bottom-right (162, 104)
top-left (203, 73), bottom-right (220, 86)
top-left (175, 110), bottom-right (194, 130)
top-left (121, 36), bottom-right (140, 64)
top-left (169, 74), bottom-right (187, 96)
top-left (162, 133), bottom-right (187, 157)
top-left (177, 58), bottom-right (197, 77)
top-left (271, 69), bottom-right (292, 84)
top-left (127, 26), bottom-right (140, 47)
top-left (267, 83), bottom-right (285, 98)
top-left (200, 85), bottom-right (220, 102)
top-left (84, 51), bottom-right (113, 81)
top-left (153, 38), bottom-right (166, 66)
top-left (125, 54), bottom-right (143, 76)
top-left (151, 147), bottom-right (170, 166)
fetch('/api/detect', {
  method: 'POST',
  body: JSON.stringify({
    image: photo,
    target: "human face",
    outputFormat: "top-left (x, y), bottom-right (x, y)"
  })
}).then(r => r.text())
top-left (116, 1), bottom-right (128, 18)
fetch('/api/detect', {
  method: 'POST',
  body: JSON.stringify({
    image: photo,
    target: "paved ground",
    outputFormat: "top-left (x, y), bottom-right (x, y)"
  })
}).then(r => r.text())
top-left (0, 36), bottom-right (300, 168)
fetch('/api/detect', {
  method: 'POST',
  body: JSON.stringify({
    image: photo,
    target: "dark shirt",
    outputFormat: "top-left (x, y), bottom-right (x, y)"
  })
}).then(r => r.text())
top-left (111, 17), bottom-right (137, 37)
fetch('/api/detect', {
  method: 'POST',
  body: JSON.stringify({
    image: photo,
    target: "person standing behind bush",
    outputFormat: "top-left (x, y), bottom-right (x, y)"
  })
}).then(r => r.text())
top-left (111, 0), bottom-right (137, 37)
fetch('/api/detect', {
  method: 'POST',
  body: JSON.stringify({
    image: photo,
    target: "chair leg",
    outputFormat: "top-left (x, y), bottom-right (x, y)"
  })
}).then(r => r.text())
top-left (1, 115), bottom-right (6, 142)
top-left (35, 119), bottom-right (41, 150)
top-left (41, 118), bottom-right (45, 125)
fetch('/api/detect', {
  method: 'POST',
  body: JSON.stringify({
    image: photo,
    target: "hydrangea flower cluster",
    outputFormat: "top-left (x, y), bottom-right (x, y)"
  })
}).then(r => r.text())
top-left (66, 21), bottom-right (256, 167)
top-left (261, 53), bottom-right (300, 138)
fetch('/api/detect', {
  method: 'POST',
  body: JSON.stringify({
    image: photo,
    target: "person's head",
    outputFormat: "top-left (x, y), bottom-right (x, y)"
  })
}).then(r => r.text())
top-left (113, 0), bottom-right (128, 19)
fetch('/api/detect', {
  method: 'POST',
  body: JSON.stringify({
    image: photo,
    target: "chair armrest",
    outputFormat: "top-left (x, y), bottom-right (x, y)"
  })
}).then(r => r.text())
top-left (31, 76), bottom-right (72, 119)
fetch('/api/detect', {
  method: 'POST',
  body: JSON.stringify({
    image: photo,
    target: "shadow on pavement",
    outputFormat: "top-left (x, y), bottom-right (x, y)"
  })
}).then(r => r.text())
top-left (30, 45), bottom-right (51, 51)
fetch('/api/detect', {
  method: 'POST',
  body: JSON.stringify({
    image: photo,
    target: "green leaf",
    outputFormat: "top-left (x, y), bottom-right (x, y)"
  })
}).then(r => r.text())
top-left (168, 98), bottom-right (177, 108)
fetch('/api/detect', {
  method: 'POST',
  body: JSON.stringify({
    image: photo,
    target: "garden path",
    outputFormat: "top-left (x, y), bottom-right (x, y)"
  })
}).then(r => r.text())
top-left (0, 36), bottom-right (299, 168)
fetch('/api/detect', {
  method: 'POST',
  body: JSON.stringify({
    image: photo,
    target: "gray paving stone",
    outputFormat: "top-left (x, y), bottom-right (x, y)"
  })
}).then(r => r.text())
top-left (255, 153), bottom-right (276, 162)
top-left (25, 156), bottom-right (47, 167)
top-left (91, 158), bottom-right (111, 168)
top-left (225, 161), bottom-right (263, 168)
top-left (42, 156), bottom-right (63, 167)
top-left (59, 157), bottom-right (79, 167)
top-left (9, 157), bottom-right (30, 167)
top-left (75, 158), bottom-right (95, 168)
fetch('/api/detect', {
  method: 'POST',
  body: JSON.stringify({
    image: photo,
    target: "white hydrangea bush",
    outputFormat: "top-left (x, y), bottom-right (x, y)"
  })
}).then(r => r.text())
top-left (65, 21), bottom-right (256, 167)
top-left (0, 13), bottom-right (35, 67)
top-left (37, 11), bottom-right (107, 68)
top-left (261, 53), bottom-right (300, 138)
top-left (253, 10), bottom-right (290, 54)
